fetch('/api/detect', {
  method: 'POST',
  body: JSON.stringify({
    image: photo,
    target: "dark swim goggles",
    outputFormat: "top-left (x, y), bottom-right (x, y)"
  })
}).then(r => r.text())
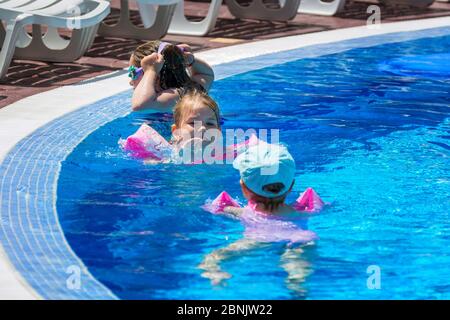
top-left (128, 65), bottom-right (144, 81)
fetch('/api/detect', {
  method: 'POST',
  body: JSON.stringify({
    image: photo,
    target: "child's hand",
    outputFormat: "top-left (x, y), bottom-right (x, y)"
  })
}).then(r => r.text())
top-left (224, 206), bottom-right (243, 217)
top-left (141, 53), bottom-right (164, 74)
top-left (178, 43), bottom-right (195, 66)
top-left (177, 43), bottom-right (192, 53)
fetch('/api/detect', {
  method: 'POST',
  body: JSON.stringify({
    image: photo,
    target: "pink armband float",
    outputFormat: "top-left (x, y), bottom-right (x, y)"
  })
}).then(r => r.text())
top-left (202, 191), bottom-right (241, 214)
top-left (222, 134), bottom-right (259, 160)
top-left (292, 187), bottom-right (325, 213)
top-left (120, 124), bottom-right (260, 162)
top-left (203, 188), bottom-right (326, 214)
top-left (119, 123), bottom-right (172, 160)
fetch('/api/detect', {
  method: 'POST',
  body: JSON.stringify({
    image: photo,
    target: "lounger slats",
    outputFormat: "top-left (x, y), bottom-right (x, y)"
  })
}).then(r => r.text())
top-left (20, 1), bottom-right (85, 15)
top-left (0, 0), bottom-right (110, 78)
top-left (98, 0), bottom-right (178, 40)
top-left (225, 0), bottom-right (301, 21)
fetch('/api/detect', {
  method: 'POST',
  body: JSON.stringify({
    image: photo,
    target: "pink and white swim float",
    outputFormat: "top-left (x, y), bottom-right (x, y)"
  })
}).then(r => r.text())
top-left (119, 123), bottom-right (259, 162)
top-left (202, 188), bottom-right (325, 245)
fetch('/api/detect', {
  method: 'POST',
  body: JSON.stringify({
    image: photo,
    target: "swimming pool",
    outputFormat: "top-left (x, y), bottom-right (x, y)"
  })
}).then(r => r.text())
top-left (1, 22), bottom-right (449, 299)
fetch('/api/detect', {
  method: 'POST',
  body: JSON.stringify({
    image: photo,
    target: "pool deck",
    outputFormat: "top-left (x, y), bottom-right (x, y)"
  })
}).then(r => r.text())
top-left (0, 0), bottom-right (450, 301)
top-left (1, 0), bottom-right (450, 109)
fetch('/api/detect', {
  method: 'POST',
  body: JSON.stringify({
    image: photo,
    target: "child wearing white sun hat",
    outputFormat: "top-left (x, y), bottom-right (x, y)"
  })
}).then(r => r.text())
top-left (232, 141), bottom-right (297, 213)
top-left (199, 141), bottom-right (325, 286)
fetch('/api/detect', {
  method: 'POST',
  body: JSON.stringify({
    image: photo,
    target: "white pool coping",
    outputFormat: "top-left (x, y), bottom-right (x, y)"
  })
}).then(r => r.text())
top-left (0, 16), bottom-right (449, 300)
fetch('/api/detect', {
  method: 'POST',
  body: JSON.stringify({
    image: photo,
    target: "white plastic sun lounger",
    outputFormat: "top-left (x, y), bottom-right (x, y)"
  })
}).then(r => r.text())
top-left (98, 0), bottom-right (178, 40)
top-left (225, 0), bottom-right (301, 21)
top-left (149, 0), bottom-right (300, 37)
top-left (0, 0), bottom-right (110, 78)
top-left (296, 0), bottom-right (346, 16)
top-left (166, 0), bottom-right (222, 36)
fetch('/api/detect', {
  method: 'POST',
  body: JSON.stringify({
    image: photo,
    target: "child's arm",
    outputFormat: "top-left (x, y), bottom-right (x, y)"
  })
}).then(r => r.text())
top-left (188, 57), bottom-right (215, 91)
top-left (132, 71), bottom-right (179, 113)
top-left (178, 44), bottom-right (215, 91)
top-left (223, 206), bottom-right (244, 217)
top-left (131, 53), bottom-right (179, 113)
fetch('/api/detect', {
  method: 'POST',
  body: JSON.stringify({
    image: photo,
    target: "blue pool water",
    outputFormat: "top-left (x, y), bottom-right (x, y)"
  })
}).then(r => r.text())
top-left (57, 34), bottom-right (450, 299)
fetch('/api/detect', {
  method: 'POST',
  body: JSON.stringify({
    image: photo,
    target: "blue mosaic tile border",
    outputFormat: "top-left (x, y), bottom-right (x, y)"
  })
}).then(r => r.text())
top-left (0, 92), bottom-right (131, 299)
top-left (0, 25), bottom-right (448, 299)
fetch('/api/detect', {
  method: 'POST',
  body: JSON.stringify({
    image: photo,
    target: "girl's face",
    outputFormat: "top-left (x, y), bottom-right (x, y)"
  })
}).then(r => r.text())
top-left (172, 102), bottom-right (221, 150)
top-left (180, 104), bottom-right (219, 136)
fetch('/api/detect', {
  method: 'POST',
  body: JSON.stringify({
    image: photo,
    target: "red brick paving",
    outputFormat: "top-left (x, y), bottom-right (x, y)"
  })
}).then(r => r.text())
top-left (1, 0), bottom-right (449, 108)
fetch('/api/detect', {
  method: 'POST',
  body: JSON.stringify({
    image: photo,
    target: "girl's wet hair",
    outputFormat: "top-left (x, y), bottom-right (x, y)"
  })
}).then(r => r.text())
top-left (173, 89), bottom-right (221, 128)
top-left (132, 40), bottom-right (202, 91)
top-left (243, 182), bottom-right (290, 212)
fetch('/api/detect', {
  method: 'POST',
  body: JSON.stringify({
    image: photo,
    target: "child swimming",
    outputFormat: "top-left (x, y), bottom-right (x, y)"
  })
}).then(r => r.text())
top-left (120, 89), bottom-right (222, 163)
top-left (171, 88), bottom-right (221, 153)
top-left (128, 41), bottom-right (215, 113)
top-left (199, 142), bottom-right (320, 293)
top-left (171, 89), bottom-right (222, 162)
